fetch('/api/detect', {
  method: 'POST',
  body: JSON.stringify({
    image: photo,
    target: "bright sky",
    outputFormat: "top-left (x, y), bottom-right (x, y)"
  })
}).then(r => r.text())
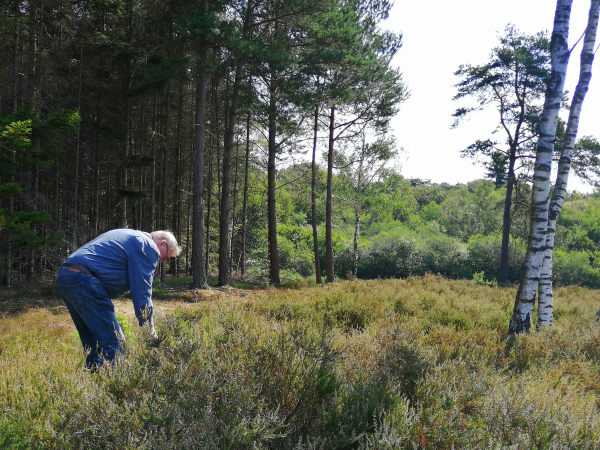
top-left (385, 0), bottom-right (599, 192)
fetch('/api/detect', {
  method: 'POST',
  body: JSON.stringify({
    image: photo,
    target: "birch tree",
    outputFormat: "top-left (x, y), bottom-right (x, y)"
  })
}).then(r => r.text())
top-left (537, 0), bottom-right (599, 327)
top-left (509, 0), bottom-right (573, 334)
top-left (335, 135), bottom-right (397, 278)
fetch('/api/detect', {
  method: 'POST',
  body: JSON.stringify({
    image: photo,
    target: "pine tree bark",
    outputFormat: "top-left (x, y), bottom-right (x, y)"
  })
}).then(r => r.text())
top-left (119, 0), bottom-right (133, 229)
top-left (240, 113), bottom-right (251, 277)
top-left (160, 84), bottom-right (170, 284)
top-left (192, 26), bottom-right (209, 289)
top-left (267, 78), bottom-right (281, 284)
top-left (499, 147), bottom-right (517, 284)
top-left (218, 2), bottom-right (252, 286)
top-left (12, 13), bottom-right (19, 113)
top-left (538, 0), bottom-right (599, 328)
top-left (173, 83), bottom-right (184, 276)
top-left (73, 33), bottom-right (83, 248)
top-left (353, 211), bottom-right (360, 278)
top-left (219, 71), bottom-right (243, 285)
top-left (509, 0), bottom-right (573, 334)
top-left (151, 92), bottom-right (157, 230)
top-left (325, 106), bottom-right (335, 283)
top-left (206, 86), bottom-right (217, 278)
top-left (5, 15), bottom-right (20, 286)
top-left (311, 103), bottom-right (322, 284)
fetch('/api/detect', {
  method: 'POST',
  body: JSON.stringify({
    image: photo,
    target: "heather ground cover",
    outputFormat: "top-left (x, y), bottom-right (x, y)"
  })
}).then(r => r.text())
top-left (2, 275), bottom-right (600, 449)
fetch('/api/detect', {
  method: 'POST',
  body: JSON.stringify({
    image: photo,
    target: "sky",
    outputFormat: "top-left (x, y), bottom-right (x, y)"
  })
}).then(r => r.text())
top-left (384, 0), bottom-right (599, 192)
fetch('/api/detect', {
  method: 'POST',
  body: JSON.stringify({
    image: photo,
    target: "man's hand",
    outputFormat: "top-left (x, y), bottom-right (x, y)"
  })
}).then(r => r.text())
top-left (147, 326), bottom-right (163, 347)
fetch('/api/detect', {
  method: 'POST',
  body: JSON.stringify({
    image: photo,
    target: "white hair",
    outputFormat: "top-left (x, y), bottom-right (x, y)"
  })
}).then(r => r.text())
top-left (150, 230), bottom-right (181, 256)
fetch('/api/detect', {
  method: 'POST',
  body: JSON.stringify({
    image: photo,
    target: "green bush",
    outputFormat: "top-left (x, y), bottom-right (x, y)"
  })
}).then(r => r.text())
top-left (277, 233), bottom-right (315, 278)
top-left (361, 233), bottom-right (423, 279)
top-left (553, 249), bottom-right (600, 288)
top-left (419, 233), bottom-right (470, 279)
top-left (467, 234), bottom-right (526, 282)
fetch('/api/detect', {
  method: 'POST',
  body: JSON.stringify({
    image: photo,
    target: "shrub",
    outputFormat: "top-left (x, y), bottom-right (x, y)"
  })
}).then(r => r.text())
top-left (419, 233), bottom-right (470, 279)
top-left (467, 234), bottom-right (525, 282)
top-left (553, 249), bottom-right (600, 289)
top-left (361, 234), bottom-right (423, 279)
top-left (278, 234), bottom-right (315, 278)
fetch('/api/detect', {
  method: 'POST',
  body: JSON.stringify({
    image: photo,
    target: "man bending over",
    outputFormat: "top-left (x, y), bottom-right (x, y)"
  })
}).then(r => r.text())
top-left (56, 229), bottom-right (179, 370)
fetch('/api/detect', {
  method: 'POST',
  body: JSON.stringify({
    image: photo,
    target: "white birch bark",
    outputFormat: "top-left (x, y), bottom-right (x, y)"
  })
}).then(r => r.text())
top-left (538, 0), bottom-right (600, 328)
top-left (509, 0), bottom-right (573, 334)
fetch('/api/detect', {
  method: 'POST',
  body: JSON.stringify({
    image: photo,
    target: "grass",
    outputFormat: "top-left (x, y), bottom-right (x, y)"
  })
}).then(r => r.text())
top-left (2, 274), bottom-right (600, 448)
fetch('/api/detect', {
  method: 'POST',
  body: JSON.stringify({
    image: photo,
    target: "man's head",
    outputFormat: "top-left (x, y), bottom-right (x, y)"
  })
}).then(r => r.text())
top-left (150, 230), bottom-right (180, 263)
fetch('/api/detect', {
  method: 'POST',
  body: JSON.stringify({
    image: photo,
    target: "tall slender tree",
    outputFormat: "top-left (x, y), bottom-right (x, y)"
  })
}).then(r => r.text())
top-left (509, 0), bottom-right (573, 334)
top-left (538, 0), bottom-right (599, 328)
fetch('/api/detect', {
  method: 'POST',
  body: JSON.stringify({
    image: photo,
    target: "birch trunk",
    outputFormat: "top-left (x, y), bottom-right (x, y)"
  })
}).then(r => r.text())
top-left (509, 0), bottom-right (573, 334)
top-left (538, 0), bottom-right (599, 328)
top-left (311, 103), bottom-right (322, 284)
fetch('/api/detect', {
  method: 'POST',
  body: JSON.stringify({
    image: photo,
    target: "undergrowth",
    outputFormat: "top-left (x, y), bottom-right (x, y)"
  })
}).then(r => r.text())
top-left (2, 275), bottom-right (600, 448)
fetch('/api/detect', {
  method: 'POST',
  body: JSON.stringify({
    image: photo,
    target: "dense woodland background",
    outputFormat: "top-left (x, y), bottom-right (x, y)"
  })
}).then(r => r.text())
top-left (1, 0), bottom-right (600, 289)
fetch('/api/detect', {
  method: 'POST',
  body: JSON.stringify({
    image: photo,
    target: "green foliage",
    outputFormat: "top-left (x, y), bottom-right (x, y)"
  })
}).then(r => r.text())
top-left (467, 234), bottom-right (526, 283)
top-left (554, 250), bottom-right (600, 288)
top-left (277, 231), bottom-right (314, 278)
top-left (0, 120), bottom-right (32, 150)
top-left (0, 183), bottom-right (24, 197)
top-left (472, 271), bottom-right (495, 286)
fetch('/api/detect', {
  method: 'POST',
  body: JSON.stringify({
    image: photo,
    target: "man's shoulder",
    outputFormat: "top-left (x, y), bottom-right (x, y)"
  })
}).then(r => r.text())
top-left (104, 229), bottom-right (152, 241)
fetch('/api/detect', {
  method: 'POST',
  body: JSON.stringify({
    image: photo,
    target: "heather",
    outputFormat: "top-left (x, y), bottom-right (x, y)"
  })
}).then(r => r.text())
top-left (2, 276), bottom-right (600, 449)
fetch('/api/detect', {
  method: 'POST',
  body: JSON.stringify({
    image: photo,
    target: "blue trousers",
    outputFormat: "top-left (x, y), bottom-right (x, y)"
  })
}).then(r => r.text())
top-left (56, 267), bottom-right (125, 369)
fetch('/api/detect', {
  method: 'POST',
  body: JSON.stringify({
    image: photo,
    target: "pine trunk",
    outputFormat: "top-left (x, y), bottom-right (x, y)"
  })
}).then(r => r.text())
top-left (325, 106), bottom-right (335, 283)
top-left (73, 36), bottom-right (83, 248)
top-left (218, 61), bottom-right (243, 286)
top-left (499, 148), bottom-right (517, 284)
top-left (192, 33), bottom-right (209, 288)
top-left (311, 103), bottom-right (322, 284)
top-left (218, 3), bottom-right (252, 285)
top-left (12, 13), bottom-right (19, 113)
top-left (151, 92), bottom-right (157, 229)
top-left (230, 142), bottom-right (239, 272)
top-left (267, 79), bottom-right (280, 284)
top-left (241, 113), bottom-right (251, 277)
top-left (353, 211), bottom-right (360, 278)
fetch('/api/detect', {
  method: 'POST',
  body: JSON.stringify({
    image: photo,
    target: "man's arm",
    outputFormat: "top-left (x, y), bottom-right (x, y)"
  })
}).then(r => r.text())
top-left (127, 237), bottom-right (159, 328)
